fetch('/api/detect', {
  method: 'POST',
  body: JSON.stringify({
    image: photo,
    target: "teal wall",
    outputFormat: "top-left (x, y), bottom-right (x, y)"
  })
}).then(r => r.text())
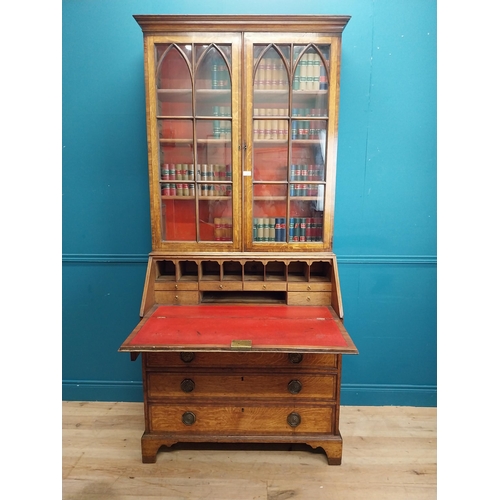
top-left (62, 0), bottom-right (436, 405)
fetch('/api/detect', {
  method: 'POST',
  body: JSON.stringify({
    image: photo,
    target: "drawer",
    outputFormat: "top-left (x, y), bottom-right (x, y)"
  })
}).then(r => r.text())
top-left (149, 404), bottom-right (333, 434)
top-left (154, 282), bottom-right (198, 291)
top-left (288, 282), bottom-right (331, 292)
top-left (154, 291), bottom-right (199, 305)
top-left (287, 291), bottom-right (331, 306)
top-left (147, 372), bottom-right (337, 399)
top-left (145, 352), bottom-right (338, 370)
top-left (243, 281), bottom-right (287, 291)
top-left (199, 281), bottom-right (243, 291)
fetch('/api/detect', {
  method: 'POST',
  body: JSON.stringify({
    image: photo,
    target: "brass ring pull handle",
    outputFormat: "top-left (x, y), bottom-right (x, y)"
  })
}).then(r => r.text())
top-left (288, 353), bottom-right (303, 364)
top-left (180, 352), bottom-right (195, 363)
top-left (288, 380), bottom-right (302, 394)
top-left (182, 411), bottom-right (196, 426)
top-left (180, 378), bottom-right (195, 393)
top-left (287, 412), bottom-right (301, 428)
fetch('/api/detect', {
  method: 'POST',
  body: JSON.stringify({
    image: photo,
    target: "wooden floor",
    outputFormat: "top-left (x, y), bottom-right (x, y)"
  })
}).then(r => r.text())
top-left (62, 402), bottom-right (436, 500)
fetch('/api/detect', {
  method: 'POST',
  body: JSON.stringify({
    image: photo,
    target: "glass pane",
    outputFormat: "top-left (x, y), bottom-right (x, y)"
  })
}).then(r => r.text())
top-left (292, 46), bottom-right (329, 116)
top-left (289, 201), bottom-right (324, 243)
top-left (156, 45), bottom-right (193, 116)
top-left (254, 45), bottom-right (289, 91)
top-left (159, 119), bottom-right (195, 241)
top-left (252, 184), bottom-right (287, 243)
top-left (195, 117), bottom-right (233, 242)
top-left (291, 120), bottom-right (327, 181)
top-left (161, 199), bottom-right (197, 241)
top-left (195, 45), bottom-right (231, 90)
top-left (253, 144), bottom-right (288, 182)
top-left (195, 45), bottom-right (232, 117)
top-left (199, 201), bottom-right (233, 242)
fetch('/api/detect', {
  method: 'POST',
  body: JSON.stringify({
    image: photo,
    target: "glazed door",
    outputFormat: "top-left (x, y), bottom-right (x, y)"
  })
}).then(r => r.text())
top-left (145, 34), bottom-right (242, 251)
top-left (243, 34), bottom-right (341, 252)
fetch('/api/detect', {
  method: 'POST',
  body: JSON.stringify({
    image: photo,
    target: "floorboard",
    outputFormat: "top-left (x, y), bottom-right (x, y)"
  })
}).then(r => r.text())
top-left (62, 402), bottom-right (436, 500)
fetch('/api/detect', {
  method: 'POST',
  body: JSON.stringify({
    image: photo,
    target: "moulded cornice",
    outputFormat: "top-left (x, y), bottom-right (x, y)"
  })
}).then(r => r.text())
top-left (133, 15), bottom-right (351, 35)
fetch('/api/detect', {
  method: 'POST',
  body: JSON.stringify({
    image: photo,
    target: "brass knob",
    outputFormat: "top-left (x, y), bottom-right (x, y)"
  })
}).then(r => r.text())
top-left (287, 412), bottom-right (301, 427)
top-left (180, 352), bottom-right (195, 363)
top-left (219, 284), bottom-right (223, 289)
top-left (175, 295), bottom-right (179, 300)
top-left (306, 296), bottom-right (311, 301)
top-left (288, 380), bottom-right (302, 394)
top-left (182, 411), bottom-right (196, 426)
top-left (180, 378), bottom-right (195, 393)
top-left (175, 284), bottom-right (178, 289)
top-left (262, 284), bottom-right (267, 290)
top-left (288, 353), bottom-right (303, 364)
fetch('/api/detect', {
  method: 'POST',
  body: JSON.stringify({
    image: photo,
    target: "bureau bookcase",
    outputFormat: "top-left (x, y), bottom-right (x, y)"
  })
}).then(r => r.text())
top-left (119, 15), bottom-right (357, 465)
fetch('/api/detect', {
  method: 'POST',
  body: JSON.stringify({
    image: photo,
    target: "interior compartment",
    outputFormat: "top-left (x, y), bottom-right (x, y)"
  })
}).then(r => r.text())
top-left (179, 260), bottom-right (199, 281)
top-left (156, 260), bottom-right (176, 280)
top-left (287, 261), bottom-right (309, 281)
top-left (265, 261), bottom-right (286, 281)
top-left (310, 261), bottom-right (332, 282)
top-left (201, 291), bottom-right (287, 303)
top-left (201, 260), bottom-right (221, 280)
top-left (222, 261), bottom-right (243, 281)
top-left (244, 261), bottom-right (265, 281)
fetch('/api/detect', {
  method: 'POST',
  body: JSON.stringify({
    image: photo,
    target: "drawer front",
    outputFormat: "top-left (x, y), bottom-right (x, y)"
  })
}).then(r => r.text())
top-left (150, 404), bottom-right (333, 434)
top-left (287, 282), bottom-right (331, 292)
top-left (147, 373), bottom-right (337, 399)
top-left (154, 282), bottom-right (198, 291)
top-left (145, 352), bottom-right (338, 370)
top-left (154, 291), bottom-right (199, 305)
top-left (243, 281), bottom-right (287, 291)
top-left (199, 281), bottom-right (243, 291)
top-left (287, 291), bottom-right (331, 306)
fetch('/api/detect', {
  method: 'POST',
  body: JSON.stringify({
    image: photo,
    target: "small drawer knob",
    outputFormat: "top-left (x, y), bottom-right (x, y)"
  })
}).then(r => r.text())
top-left (307, 285), bottom-right (311, 291)
top-left (262, 284), bottom-right (267, 290)
top-left (219, 284), bottom-right (223, 289)
top-left (180, 352), bottom-right (195, 363)
top-left (306, 296), bottom-right (311, 302)
top-left (180, 378), bottom-right (195, 393)
top-left (288, 380), bottom-right (302, 394)
top-left (288, 353), bottom-right (303, 364)
top-left (182, 411), bottom-right (196, 426)
top-left (175, 284), bottom-right (178, 289)
top-left (287, 412), bottom-right (301, 428)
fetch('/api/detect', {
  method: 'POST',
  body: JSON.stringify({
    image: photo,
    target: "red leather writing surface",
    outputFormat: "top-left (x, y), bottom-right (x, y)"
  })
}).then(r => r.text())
top-left (129, 305), bottom-right (347, 349)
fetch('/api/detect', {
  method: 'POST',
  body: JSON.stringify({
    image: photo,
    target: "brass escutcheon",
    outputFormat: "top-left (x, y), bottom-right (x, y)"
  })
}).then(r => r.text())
top-left (288, 353), bottom-right (303, 364)
top-left (287, 412), bottom-right (301, 427)
top-left (181, 378), bottom-right (195, 392)
top-left (288, 380), bottom-right (302, 394)
top-left (182, 411), bottom-right (196, 426)
top-left (180, 352), bottom-right (195, 363)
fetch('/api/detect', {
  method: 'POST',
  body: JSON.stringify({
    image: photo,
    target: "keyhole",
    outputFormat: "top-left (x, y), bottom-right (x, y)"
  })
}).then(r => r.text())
top-left (241, 376), bottom-right (244, 381)
top-left (242, 408), bottom-right (245, 412)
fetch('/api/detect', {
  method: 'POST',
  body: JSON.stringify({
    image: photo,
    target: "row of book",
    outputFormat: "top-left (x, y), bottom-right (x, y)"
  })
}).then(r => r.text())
top-left (211, 63), bottom-right (230, 89)
top-left (253, 217), bottom-right (323, 242)
top-left (254, 53), bottom-right (329, 92)
top-left (293, 54), bottom-right (328, 91)
top-left (214, 217), bottom-right (233, 241)
top-left (161, 163), bottom-right (232, 182)
top-left (160, 184), bottom-right (232, 197)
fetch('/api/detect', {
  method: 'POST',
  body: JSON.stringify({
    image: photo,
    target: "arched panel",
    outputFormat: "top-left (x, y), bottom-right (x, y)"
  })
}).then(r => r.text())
top-left (157, 44), bottom-right (193, 90)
